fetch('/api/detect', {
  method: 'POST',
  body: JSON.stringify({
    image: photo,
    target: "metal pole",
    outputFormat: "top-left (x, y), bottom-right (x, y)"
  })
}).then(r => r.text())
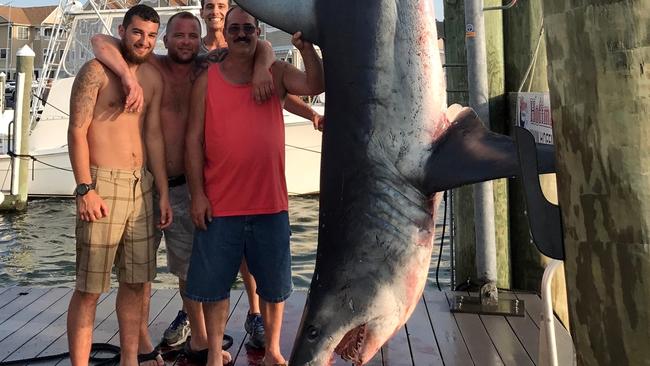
top-left (0, 71), bottom-right (5, 112)
top-left (464, 0), bottom-right (498, 295)
top-left (6, 5), bottom-right (12, 78)
top-left (4, 2), bottom-right (12, 77)
top-left (540, 259), bottom-right (562, 366)
top-left (86, 0), bottom-right (115, 35)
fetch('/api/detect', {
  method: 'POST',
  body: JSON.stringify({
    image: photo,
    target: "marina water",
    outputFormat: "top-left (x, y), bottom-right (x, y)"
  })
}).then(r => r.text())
top-left (0, 196), bottom-right (451, 290)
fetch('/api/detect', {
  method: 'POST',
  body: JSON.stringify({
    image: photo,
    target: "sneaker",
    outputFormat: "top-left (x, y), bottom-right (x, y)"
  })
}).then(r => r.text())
top-left (244, 312), bottom-right (265, 348)
top-left (163, 310), bottom-right (191, 347)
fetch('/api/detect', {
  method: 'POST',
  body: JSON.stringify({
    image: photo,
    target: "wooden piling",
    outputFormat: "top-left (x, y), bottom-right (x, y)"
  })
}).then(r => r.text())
top-left (443, 0), bottom-right (475, 288)
top-left (542, 1), bottom-right (650, 364)
top-left (484, 0), bottom-right (511, 289)
top-left (0, 45), bottom-right (34, 211)
top-left (503, 0), bottom-right (569, 329)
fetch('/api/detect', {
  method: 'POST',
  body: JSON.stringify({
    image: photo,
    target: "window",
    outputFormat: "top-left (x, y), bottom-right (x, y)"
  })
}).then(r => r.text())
top-left (42, 27), bottom-right (64, 39)
top-left (0, 48), bottom-right (8, 59)
top-left (16, 26), bottom-right (29, 40)
top-left (43, 48), bottom-right (49, 58)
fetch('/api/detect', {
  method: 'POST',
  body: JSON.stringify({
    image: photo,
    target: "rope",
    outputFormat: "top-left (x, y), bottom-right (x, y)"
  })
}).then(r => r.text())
top-left (31, 92), bottom-right (70, 118)
top-left (449, 190), bottom-right (455, 288)
top-left (6, 150), bottom-right (73, 172)
top-left (0, 335), bottom-right (234, 366)
top-left (435, 190), bottom-right (448, 291)
top-left (284, 144), bottom-right (321, 154)
top-left (1, 157), bottom-right (11, 189)
top-left (0, 343), bottom-right (121, 366)
top-left (517, 18), bottom-right (545, 93)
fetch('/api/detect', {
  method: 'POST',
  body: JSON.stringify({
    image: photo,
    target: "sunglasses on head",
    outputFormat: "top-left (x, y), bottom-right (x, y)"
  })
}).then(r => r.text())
top-left (227, 24), bottom-right (257, 36)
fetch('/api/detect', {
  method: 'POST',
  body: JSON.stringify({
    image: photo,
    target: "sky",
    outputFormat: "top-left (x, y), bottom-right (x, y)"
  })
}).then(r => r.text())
top-left (9, 0), bottom-right (445, 18)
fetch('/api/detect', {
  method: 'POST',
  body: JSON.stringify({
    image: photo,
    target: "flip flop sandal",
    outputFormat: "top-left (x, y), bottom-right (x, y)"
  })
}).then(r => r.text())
top-left (183, 341), bottom-right (208, 364)
top-left (183, 334), bottom-right (234, 363)
top-left (261, 357), bottom-right (288, 366)
top-left (137, 349), bottom-right (162, 365)
top-left (222, 334), bottom-right (234, 350)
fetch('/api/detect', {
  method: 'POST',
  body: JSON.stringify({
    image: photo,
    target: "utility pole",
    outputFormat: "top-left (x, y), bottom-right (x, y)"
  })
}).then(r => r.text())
top-left (484, 0), bottom-right (510, 290)
top-left (464, 0), bottom-right (497, 298)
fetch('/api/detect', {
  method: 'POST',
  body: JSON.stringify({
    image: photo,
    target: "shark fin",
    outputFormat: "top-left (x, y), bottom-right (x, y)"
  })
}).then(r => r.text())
top-left (423, 107), bottom-right (555, 194)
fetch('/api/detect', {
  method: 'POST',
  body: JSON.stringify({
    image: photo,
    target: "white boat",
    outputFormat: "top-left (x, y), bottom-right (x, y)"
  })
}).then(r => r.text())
top-left (0, 1), bottom-right (323, 198)
top-left (0, 77), bottom-right (323, 197)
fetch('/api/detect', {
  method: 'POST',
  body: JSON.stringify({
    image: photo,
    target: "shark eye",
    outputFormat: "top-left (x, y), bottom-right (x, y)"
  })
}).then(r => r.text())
top-left (306, 325), bottom-right (320, 341)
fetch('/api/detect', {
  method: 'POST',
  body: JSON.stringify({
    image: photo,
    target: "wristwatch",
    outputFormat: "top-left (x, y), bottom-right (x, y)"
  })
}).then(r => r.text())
top-left (75, 183), bottom-right (94, 196)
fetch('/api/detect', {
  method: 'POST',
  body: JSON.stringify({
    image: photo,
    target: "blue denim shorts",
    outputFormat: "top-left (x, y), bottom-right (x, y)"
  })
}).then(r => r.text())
top-left (184, 211), bottom-right (293, 303)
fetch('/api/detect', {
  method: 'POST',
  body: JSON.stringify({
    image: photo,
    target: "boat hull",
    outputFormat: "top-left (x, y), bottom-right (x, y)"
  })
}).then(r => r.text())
top-left (0, 111), bottom-right (322, 197)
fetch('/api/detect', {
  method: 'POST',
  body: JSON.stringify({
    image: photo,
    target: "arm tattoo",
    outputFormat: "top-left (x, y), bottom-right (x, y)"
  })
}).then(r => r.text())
top-left (207, 48), bottom-right (229, 63)
top-left (192, 48), bottom-right (229, 81)
top-left (70, 62), bottom-right (102, 129)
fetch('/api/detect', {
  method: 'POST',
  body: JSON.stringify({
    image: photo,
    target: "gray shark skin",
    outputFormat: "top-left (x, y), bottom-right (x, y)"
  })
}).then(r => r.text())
top-left (235, 0), bottom-right (554, 364)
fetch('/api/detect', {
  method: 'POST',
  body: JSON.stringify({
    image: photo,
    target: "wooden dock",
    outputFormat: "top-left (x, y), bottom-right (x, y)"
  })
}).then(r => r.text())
top-left (0, 287), bottom-right (574, 365)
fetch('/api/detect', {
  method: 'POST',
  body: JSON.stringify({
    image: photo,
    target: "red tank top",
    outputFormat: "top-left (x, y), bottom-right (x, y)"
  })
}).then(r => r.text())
top-left (203, 64), bottom-right (288, 216)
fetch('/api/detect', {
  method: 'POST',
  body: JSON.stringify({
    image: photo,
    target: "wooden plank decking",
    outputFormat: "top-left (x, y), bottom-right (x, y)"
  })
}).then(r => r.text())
top-left (0, 287), bottom-right (574, 365)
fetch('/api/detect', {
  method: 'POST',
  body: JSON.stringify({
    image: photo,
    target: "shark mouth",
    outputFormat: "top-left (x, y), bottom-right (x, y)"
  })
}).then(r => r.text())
top-left (334, 324), bottom-right (367, 365)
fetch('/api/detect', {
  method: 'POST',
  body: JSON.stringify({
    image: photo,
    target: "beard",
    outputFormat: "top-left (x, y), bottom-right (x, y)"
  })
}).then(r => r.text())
top-left (120, 40), bottom-right (150, 65)
top-left (167, 48), bottom-right (197, 64)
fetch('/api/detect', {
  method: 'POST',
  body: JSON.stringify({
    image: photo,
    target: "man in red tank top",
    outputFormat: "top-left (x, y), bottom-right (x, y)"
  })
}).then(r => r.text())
top-left (184, 6), bottom-right (324, 366)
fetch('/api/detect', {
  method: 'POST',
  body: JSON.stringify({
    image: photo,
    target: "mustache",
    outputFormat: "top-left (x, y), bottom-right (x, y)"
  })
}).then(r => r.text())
top-left (235, 37), bottom-right (251, 43)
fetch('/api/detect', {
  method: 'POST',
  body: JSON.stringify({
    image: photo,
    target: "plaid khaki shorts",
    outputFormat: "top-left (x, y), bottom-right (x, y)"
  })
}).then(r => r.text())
top-left (75, 167), bottom-right (157, 293)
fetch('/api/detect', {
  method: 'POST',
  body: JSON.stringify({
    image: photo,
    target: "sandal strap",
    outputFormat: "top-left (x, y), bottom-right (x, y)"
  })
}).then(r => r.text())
top-left (137, 350), bottom-right (161, 363)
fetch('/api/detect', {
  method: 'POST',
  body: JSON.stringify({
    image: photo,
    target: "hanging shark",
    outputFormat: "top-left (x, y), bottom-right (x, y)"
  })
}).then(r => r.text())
top-left (235, 0), bottom-right (554, 364)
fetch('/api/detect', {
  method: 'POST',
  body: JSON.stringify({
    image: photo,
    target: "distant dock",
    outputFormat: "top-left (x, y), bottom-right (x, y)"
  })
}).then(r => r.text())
top-left (0, 287), bottom-right (573, 365)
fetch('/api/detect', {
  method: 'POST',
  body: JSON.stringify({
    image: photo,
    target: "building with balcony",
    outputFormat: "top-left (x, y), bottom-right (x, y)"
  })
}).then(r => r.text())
top-left (0, 5), bottom-right (66, 81)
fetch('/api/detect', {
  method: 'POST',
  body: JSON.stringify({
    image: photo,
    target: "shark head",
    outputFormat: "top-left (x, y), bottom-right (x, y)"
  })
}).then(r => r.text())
top-left (291, 260), bottom-right (431, 365)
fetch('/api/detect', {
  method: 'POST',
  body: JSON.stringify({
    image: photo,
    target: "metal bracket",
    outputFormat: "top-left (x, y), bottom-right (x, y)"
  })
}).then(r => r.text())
top-left (450, 294), bottom-right (525, 317)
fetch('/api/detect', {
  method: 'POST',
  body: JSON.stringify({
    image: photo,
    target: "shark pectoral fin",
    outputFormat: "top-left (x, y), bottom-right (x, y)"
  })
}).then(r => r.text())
top-left (445, 103), bottom-right (464, 122)
top-left (235, 0), bottom-right (319, 44)
top-left (423, 108), bottom-right (519, 194)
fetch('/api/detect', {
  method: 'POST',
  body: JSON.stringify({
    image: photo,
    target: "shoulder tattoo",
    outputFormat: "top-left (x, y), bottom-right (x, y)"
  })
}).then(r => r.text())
top-left (192, 48), bottom-right (228, 80)
top-left (70, 61), bottom-right (103, 128)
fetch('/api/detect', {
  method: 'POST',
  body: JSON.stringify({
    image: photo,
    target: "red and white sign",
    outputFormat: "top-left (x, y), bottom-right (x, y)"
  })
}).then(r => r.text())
top-left (517, 92), bottom-right (553, 145)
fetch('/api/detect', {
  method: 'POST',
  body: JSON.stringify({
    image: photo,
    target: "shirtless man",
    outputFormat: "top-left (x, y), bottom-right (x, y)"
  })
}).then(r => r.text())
top-left (67, 5), bottom-right (172, 366)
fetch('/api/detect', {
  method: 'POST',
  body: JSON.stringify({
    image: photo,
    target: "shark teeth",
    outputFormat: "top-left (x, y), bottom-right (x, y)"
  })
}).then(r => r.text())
top-left (335, 323), bottom-right (367, 365)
